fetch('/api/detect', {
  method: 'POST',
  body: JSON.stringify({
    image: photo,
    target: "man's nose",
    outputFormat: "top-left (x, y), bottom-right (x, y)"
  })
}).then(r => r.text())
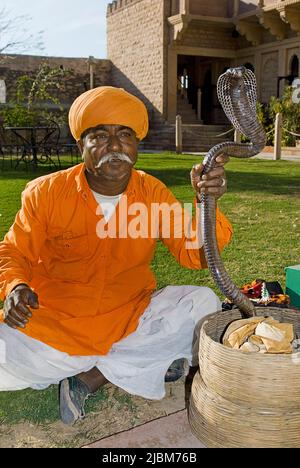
top-left (107, 135), bottom-right (122, 152)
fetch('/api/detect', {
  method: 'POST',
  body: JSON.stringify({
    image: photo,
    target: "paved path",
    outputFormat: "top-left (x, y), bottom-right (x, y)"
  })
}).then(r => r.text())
top-left (254, 151), bottom-right (300, 162)
top-left (83, 409), bottom-right (205, 449)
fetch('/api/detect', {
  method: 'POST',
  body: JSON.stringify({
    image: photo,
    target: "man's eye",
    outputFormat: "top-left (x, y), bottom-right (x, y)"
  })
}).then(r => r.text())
top-left (119, 132), bottom-right (131, 138)
top-left (93, 134), bottom-right (107, 140)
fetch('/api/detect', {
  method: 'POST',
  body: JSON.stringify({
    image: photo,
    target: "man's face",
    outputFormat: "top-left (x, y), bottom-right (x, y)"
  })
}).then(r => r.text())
top-left (79, 124), bottom-right (139, 181)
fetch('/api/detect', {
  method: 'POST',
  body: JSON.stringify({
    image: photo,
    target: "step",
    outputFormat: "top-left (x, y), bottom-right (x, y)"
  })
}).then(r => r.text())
top-left (142, 123), bottom-right (232, 152)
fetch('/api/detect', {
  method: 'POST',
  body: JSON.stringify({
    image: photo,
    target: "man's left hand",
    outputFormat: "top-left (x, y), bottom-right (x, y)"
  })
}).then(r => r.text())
top-left (190, 154), bottom-right (230, 200)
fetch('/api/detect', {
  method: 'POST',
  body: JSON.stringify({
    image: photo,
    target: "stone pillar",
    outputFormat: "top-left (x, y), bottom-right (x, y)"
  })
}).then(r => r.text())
top-left (197, 89), bottom-right (203, 123)
top-left (180, 0), bottom-right (189, 14)
top-left (87, 56), bottom-right (97, 90)
top-left (176, 115), bottom-right (183, 154)
top-left (234, 129), bottom-right (241, 143)
top-left (233, 0), bottom-right (239, 17)
top-left (274, 113), bottom-right (282, 161)
top-left (167, 48), bottom-right (178, 122)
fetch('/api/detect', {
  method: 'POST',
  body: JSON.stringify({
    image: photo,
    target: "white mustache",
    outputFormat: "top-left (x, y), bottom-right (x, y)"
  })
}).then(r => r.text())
top-left (95, 152), bottom-right (133, 169)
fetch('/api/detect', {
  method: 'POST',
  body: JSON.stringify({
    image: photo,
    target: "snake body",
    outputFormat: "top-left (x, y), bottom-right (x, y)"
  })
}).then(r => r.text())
top-left (200, 67), bottom-right (266, 318)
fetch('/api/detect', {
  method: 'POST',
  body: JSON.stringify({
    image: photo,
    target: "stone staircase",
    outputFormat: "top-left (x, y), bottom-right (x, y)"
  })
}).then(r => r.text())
top-left (177, 95), bottom-right (199, 124)
top-left (141, 123), bottom-right (233, 153)
top-left (182, 124), bottom-right (233, 152)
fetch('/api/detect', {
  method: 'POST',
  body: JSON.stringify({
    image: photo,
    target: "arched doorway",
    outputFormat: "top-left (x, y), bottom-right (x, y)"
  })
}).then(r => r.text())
top-left (291, 55), bottom-right (299, 79)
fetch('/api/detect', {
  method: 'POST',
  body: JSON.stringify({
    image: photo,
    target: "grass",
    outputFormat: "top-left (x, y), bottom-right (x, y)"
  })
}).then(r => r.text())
top-left (0, 385), bottom-right (109, 425)
top-left (0, 152), bottom-right (299, 425)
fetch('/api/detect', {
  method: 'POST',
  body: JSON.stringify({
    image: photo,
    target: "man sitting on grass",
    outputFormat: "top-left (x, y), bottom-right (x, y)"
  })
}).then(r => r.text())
top-left (0, 87), bottom-right (232, 424)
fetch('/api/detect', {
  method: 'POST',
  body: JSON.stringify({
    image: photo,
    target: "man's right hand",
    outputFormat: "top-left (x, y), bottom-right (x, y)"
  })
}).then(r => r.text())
top-left (3, 284), bottom-right (39, 329)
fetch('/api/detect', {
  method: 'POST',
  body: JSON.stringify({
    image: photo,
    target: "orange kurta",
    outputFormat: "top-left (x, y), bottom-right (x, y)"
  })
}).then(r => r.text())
top-left (0, 164), bottom-right (233, 355)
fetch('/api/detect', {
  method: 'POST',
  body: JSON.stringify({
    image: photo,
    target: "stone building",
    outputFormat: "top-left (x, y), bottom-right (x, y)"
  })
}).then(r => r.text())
top-left (107, 0), bottom-right (300, 150)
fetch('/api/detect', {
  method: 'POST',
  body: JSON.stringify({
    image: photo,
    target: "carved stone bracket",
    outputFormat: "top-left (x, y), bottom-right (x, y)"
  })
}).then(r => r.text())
top-left (235, 19), bottom-right (263, 46)
top-left (257, 10), bottom-right (287, 40)
top-left (168, 14), bottom-right (191, 42)
top-left (277, 5), bottom-right (300, 34)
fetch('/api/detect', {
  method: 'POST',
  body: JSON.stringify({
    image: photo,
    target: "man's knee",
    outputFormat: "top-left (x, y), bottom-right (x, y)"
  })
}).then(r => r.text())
top-left (190, 287), bottom-right (221, 322)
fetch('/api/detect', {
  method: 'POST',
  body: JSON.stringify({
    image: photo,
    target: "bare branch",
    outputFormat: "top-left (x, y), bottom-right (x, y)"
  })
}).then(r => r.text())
top-left (0, 7), bottom-right (44, 58)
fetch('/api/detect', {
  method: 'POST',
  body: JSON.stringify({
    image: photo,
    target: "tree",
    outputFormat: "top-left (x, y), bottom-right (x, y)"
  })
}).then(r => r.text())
top-left (1, 61), bottom-right (71, 127)
top-left (0, 7), bottom-right (44, 58)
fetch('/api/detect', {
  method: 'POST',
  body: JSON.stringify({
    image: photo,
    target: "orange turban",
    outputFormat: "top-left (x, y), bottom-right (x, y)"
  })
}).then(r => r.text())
top-left (68, 86), bottom-right (149, 141)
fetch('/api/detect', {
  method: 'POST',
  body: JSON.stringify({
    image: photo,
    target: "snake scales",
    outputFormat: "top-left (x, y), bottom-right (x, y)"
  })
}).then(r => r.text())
top-left (200, 67), bottom-right (266, 318)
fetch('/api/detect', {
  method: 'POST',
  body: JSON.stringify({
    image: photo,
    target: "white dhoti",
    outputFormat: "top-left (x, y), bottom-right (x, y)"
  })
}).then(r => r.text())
top-left (0, 285), bottom-right (220, 399)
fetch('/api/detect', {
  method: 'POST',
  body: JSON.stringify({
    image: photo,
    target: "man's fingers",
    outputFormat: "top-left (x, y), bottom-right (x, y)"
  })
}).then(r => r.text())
top-left (191, 164), bottom-right (203, 178)
top-left (4, 297), bottom-right (30, 326)
top-left (4, 318), bottom-right (17, 329)
top-left (202, 167), bottom-right (225, 180)
top-left (198, 179), bottom-right (225, 189)
top-left (26, 291), bottom-right (39, 309)
top-left (192, 157), bottom-right (228, 200)
top-left (191, 163), bottom-right (203, 173)
top-left (7, 317), bottom-right (24, 329)
top-left (199, 186), bottom-right (224, 196)
top-left (215, 154), bottom-right (230, 165)
top-left (190, 164), bottom-right (204, 191)
top-left (5, 313), bottom-right (25, 329)
top-left (3, 287), bottom-right (38, 330)
top-left (15, 302), bottom-right (32, 318)
top-left (9, 307), bottom-right (28, 326)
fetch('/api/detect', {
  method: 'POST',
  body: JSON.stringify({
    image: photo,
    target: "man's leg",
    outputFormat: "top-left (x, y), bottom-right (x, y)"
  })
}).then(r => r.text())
top-left (93, 285), bottom-right (221, 401)
top-left (59, 285), bottom-right (220, 424)
top-left (59, 355), bottom-right (182, 425)
top-left (58, 367), bottom-right (109, 425)
top-left (0, 323), bottom-right (100, 391)
top-left (164, 358), bottom-right (186, 382)
top-left (59, 368), bottom-right (109, 424)
top-left (76, 367), bottom-right (108, 392)
top-left (0, 323), bottom-right (110, 425)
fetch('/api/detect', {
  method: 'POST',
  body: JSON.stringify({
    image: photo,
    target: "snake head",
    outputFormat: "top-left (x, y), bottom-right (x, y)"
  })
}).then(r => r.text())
top-left (226, 66), bottom-right (247, 78)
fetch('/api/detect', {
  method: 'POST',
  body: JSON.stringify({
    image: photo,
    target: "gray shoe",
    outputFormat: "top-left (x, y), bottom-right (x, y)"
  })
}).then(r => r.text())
top-left (59, 376), bottom-right (91, 425)
top-left (165, 358), bottom-right (186, 383)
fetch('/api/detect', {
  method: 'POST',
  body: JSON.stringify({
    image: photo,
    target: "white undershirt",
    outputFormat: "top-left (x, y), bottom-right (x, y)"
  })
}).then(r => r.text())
top-left (92, 190), bottom-right (122, 222)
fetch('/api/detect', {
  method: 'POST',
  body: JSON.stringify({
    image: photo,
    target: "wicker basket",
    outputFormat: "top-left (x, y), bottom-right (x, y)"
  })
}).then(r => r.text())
top-left (189, 307), bottom-right (300, 448)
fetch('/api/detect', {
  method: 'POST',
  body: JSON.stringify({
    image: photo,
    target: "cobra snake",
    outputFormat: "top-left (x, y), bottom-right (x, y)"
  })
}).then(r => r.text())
top-left (200, 67), bottom-right (266, 318)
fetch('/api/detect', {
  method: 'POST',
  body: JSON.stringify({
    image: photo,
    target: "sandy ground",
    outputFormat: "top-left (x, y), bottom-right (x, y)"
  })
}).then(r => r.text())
top-left (0, 377), bottom-right (191, 448)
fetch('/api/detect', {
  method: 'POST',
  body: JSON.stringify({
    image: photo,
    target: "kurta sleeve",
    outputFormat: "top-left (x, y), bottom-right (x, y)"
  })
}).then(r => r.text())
top-left (152, 179), bottom-right (233, 270)
top-left (0, 183), bottom-right (47, 299)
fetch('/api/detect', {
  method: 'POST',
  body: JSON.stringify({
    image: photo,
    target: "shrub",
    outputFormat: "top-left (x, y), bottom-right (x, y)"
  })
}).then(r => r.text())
top-left (268, 86), bottom-right (300, 147)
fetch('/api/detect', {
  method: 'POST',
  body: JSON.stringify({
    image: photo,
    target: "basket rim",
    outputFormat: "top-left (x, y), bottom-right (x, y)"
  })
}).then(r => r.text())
top-left (201, 308), bottom-right (300, 361)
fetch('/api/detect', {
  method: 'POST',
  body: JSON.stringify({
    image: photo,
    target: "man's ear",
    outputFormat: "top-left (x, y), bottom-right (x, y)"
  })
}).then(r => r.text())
top-left (77, 140), bottom-right (84, 154)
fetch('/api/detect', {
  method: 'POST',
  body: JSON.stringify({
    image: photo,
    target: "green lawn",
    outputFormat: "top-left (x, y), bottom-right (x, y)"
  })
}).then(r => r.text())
top-left (0, 152), bottom-right (299, 425)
